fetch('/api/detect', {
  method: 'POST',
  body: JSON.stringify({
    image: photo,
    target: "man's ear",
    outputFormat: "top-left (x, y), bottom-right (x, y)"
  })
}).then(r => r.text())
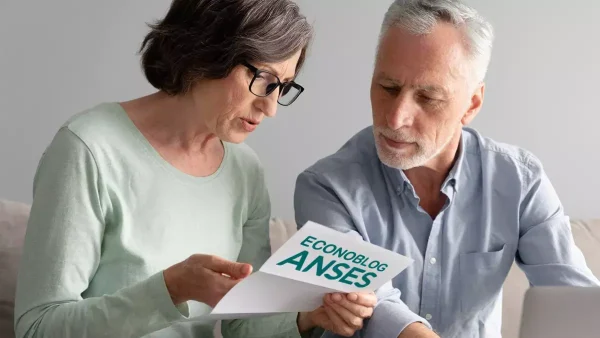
top-left (461, 83), bottom-right (485, 126)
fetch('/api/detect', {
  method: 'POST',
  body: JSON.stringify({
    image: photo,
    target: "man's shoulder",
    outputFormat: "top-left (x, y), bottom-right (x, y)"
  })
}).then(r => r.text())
top-left (465, 128), bottom-right (544, 176)
top-left (303, 126), bottom-right (379, 179)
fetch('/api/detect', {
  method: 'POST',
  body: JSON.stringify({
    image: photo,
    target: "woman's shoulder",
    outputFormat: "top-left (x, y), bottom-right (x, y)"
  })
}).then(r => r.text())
top-left (225, 142), bottom-right (264, 176)
top-left (62, 102), bottom-right (130, 141)
top-left (50, 102), bottom-right (144, 161)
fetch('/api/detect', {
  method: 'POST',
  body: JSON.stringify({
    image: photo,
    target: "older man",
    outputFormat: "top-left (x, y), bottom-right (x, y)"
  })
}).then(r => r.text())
top-left (294, 0), bottom-right (599, 337)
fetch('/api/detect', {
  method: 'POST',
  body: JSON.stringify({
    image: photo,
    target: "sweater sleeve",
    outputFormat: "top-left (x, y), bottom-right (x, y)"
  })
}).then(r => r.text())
top-left (221, 163), bottom-right (302, 338)
top-left (14, 127), bottom-right (188, 338)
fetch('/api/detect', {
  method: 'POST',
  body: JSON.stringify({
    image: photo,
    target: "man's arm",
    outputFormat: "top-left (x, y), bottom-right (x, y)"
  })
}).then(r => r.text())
top-left (294, 170), bottom-right (435, 338)
top-left (517, 159), bottom-right (599, 286)
top-left (398, 324), bottom-right (440, 338)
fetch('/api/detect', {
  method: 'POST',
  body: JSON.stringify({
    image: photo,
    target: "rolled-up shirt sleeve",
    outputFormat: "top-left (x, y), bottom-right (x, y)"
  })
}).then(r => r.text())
top-left (294, 170), bottom-right (431, 338)
top-left (517, 159), bottom-right (599, 286)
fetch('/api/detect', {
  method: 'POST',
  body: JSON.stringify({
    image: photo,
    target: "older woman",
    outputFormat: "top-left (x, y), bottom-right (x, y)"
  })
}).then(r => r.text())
top-left (13, 0), bottom-right (376, 337)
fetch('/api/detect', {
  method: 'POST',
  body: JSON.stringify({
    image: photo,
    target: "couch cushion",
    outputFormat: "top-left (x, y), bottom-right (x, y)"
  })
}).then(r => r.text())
top-left (269, 217), bottom-right (297, 254)
top-left (502, 219), bottom-right (600, 338)
top-left (570, 220), bottom-right (600, 275)
top-left (0, 199), bottom-right (30, 337)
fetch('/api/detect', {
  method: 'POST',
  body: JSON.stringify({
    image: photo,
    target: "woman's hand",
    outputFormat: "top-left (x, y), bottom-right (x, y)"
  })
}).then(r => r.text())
top-left (298, 292), bottom-right (377, 337)
top-left (163, 254), bottom-right (253, 307)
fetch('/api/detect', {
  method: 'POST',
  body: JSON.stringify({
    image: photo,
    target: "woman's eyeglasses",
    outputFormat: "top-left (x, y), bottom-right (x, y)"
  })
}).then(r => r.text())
top-left (242, 62), bottom-right (304, 106)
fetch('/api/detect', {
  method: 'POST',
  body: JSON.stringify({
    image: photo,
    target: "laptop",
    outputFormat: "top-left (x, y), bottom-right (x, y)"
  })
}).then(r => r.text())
top-left (519, 286), bottom-right (600, 338)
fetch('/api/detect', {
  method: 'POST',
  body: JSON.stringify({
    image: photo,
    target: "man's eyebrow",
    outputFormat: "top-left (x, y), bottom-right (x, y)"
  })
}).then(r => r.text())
top-left (417, 84), bottom-right (444, 91)
top-left (416, 84), bottom-right (450, 96)
top-left (376, 74), bottom-right (402, 86)
top-left (376, 73), bottom-right (450, 95)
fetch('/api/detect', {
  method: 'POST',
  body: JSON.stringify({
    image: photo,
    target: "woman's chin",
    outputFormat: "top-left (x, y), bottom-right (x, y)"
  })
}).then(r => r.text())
top-left (220, 130), bottom-right (251, 144)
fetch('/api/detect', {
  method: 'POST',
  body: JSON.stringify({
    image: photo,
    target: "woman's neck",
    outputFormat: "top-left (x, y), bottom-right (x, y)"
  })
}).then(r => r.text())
top-left (121, 91), bottom-right (219, 154)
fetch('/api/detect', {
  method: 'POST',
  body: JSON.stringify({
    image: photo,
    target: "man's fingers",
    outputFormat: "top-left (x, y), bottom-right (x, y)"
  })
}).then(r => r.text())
top-left (330, 295), bottom-right (374, 318)
top-left (346, 292), bottom-right (377, 307)
top-left (323, 303), bottom-right (356, 337)
top-left (325, 296), bottom-right (364, 329)
top-left (199, 255), bottom-right (253, 279)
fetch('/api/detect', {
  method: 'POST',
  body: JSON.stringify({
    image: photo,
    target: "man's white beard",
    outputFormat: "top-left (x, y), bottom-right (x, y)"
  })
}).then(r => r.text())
top-left (373, 126), bottom-right (454, 170)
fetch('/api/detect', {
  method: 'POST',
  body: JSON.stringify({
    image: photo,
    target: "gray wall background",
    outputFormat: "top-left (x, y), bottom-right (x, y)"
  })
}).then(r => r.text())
top-left (1, 1), bottom-right (598, 220)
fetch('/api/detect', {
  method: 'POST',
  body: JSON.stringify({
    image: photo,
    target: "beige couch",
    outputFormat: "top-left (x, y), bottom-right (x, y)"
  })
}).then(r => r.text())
top-left (1, 199), bottom-right (599, 338)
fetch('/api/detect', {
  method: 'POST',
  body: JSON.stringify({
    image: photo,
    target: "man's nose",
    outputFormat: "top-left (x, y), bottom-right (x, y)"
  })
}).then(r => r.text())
top-left (386, 95), bottom-right (416, 130)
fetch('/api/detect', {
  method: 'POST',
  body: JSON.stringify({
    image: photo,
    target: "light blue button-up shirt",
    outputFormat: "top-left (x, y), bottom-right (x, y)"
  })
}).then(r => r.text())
top-left (294, 126), bottom-right (599, 338)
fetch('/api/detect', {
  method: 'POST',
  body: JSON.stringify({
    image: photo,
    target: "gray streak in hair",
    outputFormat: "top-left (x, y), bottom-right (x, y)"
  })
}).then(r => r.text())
top-left (140, 0), bottom-right (313, 95)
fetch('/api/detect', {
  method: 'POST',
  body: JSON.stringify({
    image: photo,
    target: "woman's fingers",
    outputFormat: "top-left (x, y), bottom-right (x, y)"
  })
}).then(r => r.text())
top-left (196, 254), bottom-right (252, 279)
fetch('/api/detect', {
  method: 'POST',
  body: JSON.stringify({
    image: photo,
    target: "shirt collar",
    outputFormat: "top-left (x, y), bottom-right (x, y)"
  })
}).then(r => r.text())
top-left (383, 130), bottom-right (467, 196)
top-left (443, 131), bottom-right (466, 193)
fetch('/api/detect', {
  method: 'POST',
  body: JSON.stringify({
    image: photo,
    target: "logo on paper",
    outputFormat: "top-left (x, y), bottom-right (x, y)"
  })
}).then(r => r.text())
top-left (275, 235), bottom-right (388, 288)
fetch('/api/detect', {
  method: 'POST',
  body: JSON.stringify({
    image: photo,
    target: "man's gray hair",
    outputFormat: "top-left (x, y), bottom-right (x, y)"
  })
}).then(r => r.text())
top-left (380, 0), bottom-right (494, 83)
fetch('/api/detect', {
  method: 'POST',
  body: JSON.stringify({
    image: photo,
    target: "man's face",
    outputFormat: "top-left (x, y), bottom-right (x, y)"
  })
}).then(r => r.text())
top-left (371, 22), bottom-right (481, 170)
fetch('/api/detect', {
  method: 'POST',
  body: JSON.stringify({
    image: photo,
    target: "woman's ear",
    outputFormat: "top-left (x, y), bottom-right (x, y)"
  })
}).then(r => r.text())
top-left (462, 83), bottom-right (485, 126)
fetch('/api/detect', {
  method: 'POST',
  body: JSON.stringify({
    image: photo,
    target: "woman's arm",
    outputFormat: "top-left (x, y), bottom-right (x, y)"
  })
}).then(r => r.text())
top-left (221, 164), bottom-right (376, 338)
top-left (14, 127), bottom-right (188, 338)
top-left (220, 163), bottom-right (303, 338)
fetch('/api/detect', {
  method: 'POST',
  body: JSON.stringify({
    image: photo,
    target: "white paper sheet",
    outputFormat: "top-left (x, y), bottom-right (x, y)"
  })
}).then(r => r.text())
top-left (210, 221), bottom-right (413, 319)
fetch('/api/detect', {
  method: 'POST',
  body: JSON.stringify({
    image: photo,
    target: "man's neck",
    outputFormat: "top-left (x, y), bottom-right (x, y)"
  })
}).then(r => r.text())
top-left (403, 131), bottom-right (462, 218)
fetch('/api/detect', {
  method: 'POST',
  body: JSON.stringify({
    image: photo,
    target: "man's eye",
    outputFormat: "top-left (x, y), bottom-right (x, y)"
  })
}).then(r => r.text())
top-left (380, 85), bottom-right (399, 95)
top-left (418, 94), bottom-right (440, 104)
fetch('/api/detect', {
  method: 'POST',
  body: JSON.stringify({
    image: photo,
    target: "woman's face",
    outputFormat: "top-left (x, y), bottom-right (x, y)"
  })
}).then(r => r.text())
top-left (192, 50), bottom-right (302, 144)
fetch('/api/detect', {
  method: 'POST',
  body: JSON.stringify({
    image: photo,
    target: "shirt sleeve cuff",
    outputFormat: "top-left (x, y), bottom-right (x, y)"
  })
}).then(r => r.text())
top-left (145, 271), bottom-right (190, 320)
top-left (366, 301), bottom-right (431, 337)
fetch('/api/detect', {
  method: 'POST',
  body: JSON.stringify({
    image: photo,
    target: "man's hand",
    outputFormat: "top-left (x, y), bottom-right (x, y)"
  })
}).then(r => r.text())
top-left (298, 292), bottom-right (377, 337)
top-left (163, 254), bottom-right (252, 307)
top-left (398, 323), bottom-right (440, 338)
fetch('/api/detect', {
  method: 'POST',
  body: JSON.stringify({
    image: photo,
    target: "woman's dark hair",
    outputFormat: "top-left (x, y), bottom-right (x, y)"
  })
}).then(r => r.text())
top-left (140, 0), bottom-right (313, 95)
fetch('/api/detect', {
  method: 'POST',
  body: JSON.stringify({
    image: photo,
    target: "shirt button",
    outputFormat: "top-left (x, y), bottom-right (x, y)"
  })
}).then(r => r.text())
top-left (429, 257), bottom-right (437, 265)
top-left (425, 314), bottom-right (433, 320)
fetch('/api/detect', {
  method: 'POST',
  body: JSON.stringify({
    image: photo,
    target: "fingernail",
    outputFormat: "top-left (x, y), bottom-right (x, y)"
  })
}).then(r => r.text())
top-left (241, 264), bottom-right (252, 276)
top-left (332, 293), bottom-right (342, 302)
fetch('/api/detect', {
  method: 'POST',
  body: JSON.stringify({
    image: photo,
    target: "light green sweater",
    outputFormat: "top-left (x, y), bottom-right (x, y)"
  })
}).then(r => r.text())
top-left (14, 102), bottom-right (301, 338)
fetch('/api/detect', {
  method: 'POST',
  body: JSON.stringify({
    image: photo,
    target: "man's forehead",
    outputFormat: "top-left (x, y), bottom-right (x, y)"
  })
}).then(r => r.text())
top-left (375, 71), bottom-right (454, 94)
top-left (376, 25), bottom-right (469, 80)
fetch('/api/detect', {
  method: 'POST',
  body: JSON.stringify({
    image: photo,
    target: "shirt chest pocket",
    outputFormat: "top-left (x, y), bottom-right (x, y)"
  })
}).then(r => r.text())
top-left (459, 244), bottom-right (516, 315)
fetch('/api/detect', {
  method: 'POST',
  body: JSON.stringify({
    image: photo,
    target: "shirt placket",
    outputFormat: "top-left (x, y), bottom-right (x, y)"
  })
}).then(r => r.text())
top-left (419, 212), bottom-right (444, 329)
